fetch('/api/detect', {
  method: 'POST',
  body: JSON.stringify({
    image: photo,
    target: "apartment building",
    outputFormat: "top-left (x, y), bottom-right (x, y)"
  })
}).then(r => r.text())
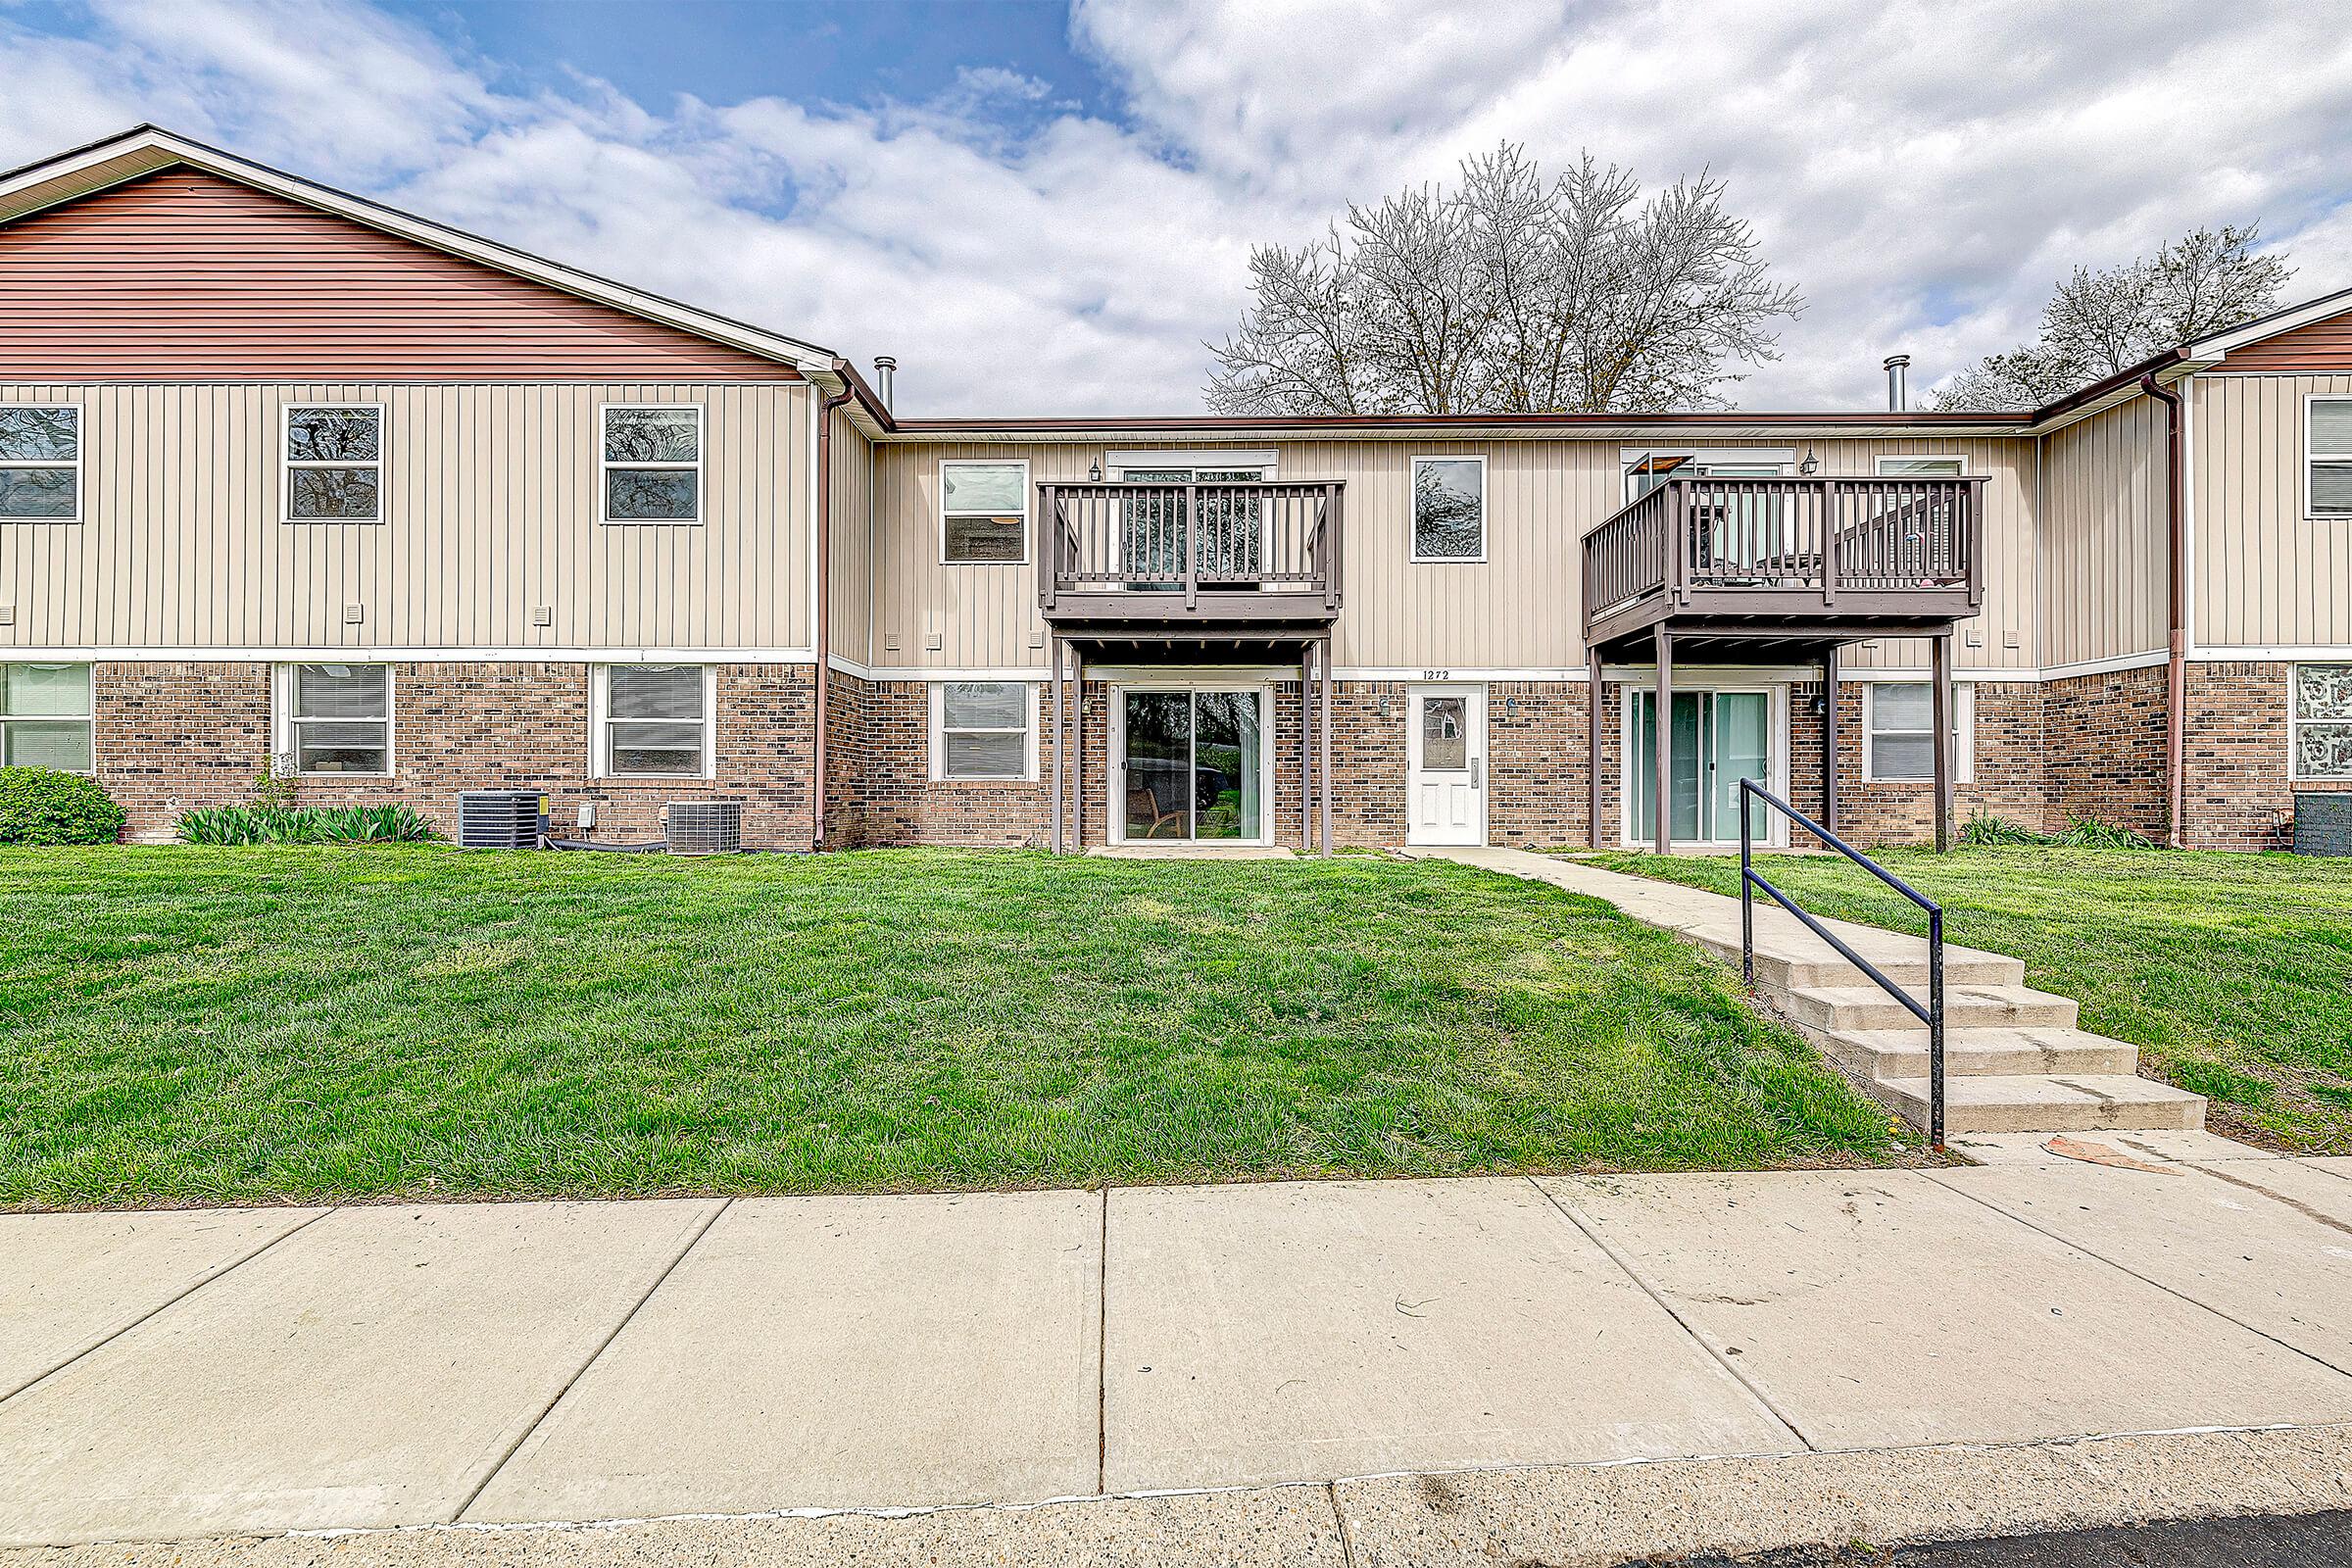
top-left (3, 127), bottom-right (2346, 854)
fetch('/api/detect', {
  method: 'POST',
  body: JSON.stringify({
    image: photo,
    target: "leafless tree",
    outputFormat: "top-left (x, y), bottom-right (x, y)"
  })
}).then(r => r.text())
top-left (1205, 144), bottom-right (1802, 416)
top-left (1935, 224), bottom-right (2293, 410)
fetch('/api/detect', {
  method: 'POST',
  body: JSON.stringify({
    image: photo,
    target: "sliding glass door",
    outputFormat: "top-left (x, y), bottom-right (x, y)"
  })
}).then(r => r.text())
top-left (1629, 690), bottom-right (1771, 845)
top-left (1120, 688), bottom-right (1266, 842)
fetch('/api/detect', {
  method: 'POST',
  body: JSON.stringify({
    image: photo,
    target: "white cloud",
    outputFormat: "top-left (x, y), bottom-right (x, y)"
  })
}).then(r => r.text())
top-left (4, 0), bottom-right (2352, 413)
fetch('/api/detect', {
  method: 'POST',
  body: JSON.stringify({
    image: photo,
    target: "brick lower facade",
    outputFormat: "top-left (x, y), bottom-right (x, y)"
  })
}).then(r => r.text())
top-left (66, 656), bottom-right (2339, 853)
top-left (92, 661), bottom-right (816, 849)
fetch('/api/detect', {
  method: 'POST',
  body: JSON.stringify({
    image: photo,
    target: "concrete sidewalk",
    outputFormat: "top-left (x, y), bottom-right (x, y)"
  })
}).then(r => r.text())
top-left (4, 1139), bottom-right (2352, 1550)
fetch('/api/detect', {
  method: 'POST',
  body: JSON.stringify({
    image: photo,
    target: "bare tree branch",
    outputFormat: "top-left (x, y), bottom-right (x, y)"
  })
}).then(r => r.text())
top-left (1205, 142), bottom-right (1801, 416)
top-left (1935, 224), bottom-right (2293, 410)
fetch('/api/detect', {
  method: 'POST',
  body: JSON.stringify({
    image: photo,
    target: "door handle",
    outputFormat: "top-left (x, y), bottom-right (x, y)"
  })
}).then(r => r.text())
top-left (1471, 757), bottom-right (1483, 787)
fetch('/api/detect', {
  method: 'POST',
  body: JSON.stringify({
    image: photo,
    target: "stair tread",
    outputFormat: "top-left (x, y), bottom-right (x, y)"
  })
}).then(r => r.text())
top-left (1789, 982), bottom-right (2073, 1007)
top-left (1874, 1073), bottom-right (2203, 1106)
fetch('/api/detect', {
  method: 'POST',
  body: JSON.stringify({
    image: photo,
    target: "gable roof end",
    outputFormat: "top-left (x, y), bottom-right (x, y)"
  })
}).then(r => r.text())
top-left (0, 124), bottom-right (888, 429)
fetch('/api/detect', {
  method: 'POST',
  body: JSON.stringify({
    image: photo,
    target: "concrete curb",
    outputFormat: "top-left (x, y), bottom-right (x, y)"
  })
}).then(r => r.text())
top-left (10, 1426), bottom-right (2349, 1568)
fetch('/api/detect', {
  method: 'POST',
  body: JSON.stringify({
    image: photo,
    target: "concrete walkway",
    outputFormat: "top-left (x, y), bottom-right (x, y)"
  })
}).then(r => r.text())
top-left (1404, 846), bottom-right (2206, 1134)
top-left (5, 1143), bottom-right (2352, 1549)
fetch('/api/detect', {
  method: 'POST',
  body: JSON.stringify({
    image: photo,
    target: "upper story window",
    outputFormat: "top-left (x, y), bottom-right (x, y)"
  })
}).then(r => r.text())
top-left (2292, 664), bottom-right (2352, 779)
top-left (932, 681), bottom-right (1035, 780)
top-left (601, 405), bottom-right (703, 523)
top-left (1863, 681), bottom-right (1974, 783)
top-left (0, 405), bottom-right (81, 521)
top-left (0, 662), bottom-right (92, 770)
top-left (1877, 456), bottom-right (1964, 476)
top-left (278, 662), bottom-right (392, 775)
top-left (940, 460), bottom-right (1028, 564)
top-left (597, 663), bottom-right (711, 777)
top-left (282, 405), bottom-right (382, 523)
top-left (2307, 397), bottom-right (2352, 519)
top-left (1411, 456), bottom-right (1485, 562)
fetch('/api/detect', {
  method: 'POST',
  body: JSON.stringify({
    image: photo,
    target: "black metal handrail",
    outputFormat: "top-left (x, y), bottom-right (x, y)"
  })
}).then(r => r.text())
top-left (1739, 778), bottom-right (1945, 1151)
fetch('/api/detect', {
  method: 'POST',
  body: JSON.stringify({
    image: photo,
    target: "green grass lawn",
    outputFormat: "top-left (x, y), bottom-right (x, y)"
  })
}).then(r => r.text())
top-left (0, 846), bottom-right (1909, 1207)
top-left (1586, 846), bottom-right (2352, 1153)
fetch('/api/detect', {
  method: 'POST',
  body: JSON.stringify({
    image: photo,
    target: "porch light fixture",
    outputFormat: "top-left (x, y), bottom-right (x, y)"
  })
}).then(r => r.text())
top-left (1799, 449), bottom-right (1820, 475)
top-left (1089, 460), bottom-right (1102, 481)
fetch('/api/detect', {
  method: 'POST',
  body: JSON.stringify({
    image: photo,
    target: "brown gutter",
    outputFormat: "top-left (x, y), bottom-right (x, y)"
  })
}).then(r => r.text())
top-left (813, 364), bottom-right (858, 848)
top-left (2140, 371), bottom-right (2187, 849)
top-left (892, 409), bottom-right (2026, 436)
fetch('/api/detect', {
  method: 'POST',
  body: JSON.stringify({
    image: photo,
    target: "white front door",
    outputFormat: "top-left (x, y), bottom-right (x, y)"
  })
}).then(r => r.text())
top-left (1407, 685), bottom-right (1486, 846)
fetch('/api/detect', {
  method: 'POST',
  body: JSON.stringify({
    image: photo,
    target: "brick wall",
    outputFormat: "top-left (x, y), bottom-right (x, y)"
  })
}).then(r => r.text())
top-left (91, 660), bottom-right (816, 849)
top-left (2043, 665), bottom-right (2169, 839)
top-left (2183, 662), bottom-right (2328, 852)
top-left (71, 656), bottom-right (2340, 855)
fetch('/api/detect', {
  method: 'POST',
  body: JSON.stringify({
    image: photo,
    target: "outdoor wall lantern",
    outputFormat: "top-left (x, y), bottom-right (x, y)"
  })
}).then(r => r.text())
top-left (1089, 460), bottom-right (1102, 481)
top-left (1798, 449), bottom-right (1820, 475)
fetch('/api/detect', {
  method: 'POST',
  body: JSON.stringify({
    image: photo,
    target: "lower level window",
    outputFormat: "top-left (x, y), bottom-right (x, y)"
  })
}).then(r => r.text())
top-left (600, 663), bottom-right (710, 777)
top-left (282, 662), bottom-right (391, 774)
top-left (0, 662), bottom-right (93, 770)
top-left (1863, 682), bottom-right (1974, 782)
top-left (2292, 664), bottom-right (2352, 779)
top-left (932, 681), bottom-right (1033, 779)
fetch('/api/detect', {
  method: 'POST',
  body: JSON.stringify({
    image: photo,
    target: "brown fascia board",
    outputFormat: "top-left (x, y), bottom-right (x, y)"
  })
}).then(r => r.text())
top-left (885, 410), bottom-right (2029, 440)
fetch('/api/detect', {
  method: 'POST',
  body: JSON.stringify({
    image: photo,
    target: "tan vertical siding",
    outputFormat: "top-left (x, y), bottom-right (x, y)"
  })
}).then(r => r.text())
top-left (2034, 398), bottom-right (2168, 669)
top-left (872, 436), bottom-right (2035, 672)
top-left (2193, 373), bottom-right (2352, 649)
top-left (0, 381), bottom-right (812, 650)
top-left (827, 409), bottom-right (873, 663)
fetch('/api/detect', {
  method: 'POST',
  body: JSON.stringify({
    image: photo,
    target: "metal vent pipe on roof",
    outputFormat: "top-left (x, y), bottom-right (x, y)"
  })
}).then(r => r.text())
top-left (1884, 354), bottom-right (1910, 412)
top-left (873, 356), bottom-right (897, 411)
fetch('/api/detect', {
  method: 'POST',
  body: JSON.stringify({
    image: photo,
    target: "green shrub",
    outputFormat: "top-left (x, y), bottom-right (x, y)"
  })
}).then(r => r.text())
top-left (1959, 809), bottom-right (2158, 851)
top-left (0, 766), bottom-right (126, 845)
top-left (175, 803), bottom-right (442, 846)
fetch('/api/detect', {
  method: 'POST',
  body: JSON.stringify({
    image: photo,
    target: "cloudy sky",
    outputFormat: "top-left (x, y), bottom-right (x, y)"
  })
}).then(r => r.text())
top-left (5, 0), bottom-right (2350, 415)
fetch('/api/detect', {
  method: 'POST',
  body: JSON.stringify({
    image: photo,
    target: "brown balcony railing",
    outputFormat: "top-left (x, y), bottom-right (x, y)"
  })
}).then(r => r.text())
top-left (1583, 474), bottom-right (1986, 625)
top-left (1039, 480), bottom-right (1343, 618)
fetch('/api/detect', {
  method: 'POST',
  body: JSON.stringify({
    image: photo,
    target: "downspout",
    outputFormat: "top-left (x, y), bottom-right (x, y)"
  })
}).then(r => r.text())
top-left (813, 365), bottom-right (857, 849)
top-left (2140, 371), bottom-right (2185, 849)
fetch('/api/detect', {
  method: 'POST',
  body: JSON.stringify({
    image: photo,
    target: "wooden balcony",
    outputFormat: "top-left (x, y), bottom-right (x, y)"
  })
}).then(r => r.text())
top-left (1582, 474), bottom-right (1986, 658)
top-left (1038, 481), bottom-right (1343, 646)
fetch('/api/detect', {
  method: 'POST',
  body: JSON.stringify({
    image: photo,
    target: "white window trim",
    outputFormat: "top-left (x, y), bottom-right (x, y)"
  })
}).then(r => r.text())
top-left (2289, 662), bottom-right (2352, 781)
top-left (272, 662), bottom-right (396, 779)
top-left (591, 662), bottom-right (717, 780)
top-left (2304, 393), bottom-right (2352, 521)
top-left (599, 403), bottom-right (706, 526)
top-left (279, 402), bottom-right (384, 525)
top-left (1409, 454), bottom-right (1487, 564)
top-left (1874, 455), bottom-right (1966, 476)
top-left (1861, 680), bottom-right (1976, 784)
top-left (0, 661), bottom-right (95, 772)
top-left (928, 680), bottom-right (1039, 781)
top-left (1104, 450), bottom-right (1279, 478)
top-left (939, 458), bottom-right (1031, 565)
top-left (0, 402), bottom-right (83, 524)
top-left (1107, 679), bottom-right (1278, 847)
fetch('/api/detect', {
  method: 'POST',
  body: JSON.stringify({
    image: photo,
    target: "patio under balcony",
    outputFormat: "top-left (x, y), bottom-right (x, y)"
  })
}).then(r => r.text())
top-left (1581, 472), bottom-right (1989, 856)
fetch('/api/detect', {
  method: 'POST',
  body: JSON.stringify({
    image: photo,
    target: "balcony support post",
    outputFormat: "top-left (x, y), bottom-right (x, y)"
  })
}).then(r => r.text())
top-left (1587, 646), bottom-right (1604, 849)
top-left (1318, 634), bottom-right (1335, 857)
top-left (1932, 631), bottom-right (1955, 853)
top-left (1071, 645), bottom-right (1086, 851)
top-left (1049, 633), bottom-right (1065, 855)
top-left (1822, 644), bottom-right (1839, 839)
top-left (1299, 645), bottom-right (1314, 854)
top-left (1652, 625), bottom-right (1673, 857)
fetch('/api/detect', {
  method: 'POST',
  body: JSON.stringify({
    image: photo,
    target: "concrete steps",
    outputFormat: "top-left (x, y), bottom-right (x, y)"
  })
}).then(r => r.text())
top-left (1873, 1073), bottom-right (2207, 1134)
top-left (1401, 848), bottom-right (2208, 1140)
